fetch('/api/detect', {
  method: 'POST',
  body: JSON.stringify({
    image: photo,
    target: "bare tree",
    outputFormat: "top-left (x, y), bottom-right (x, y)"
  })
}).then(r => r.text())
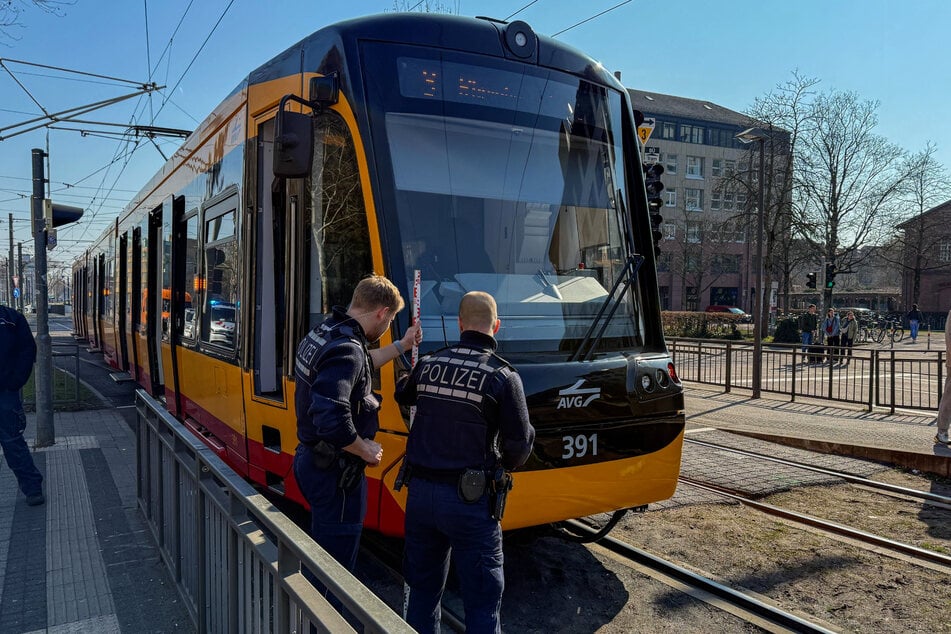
top-left (667, 209), bottom-right (735, 310)
top-left (0, 0), bottom-right (74, 43)
top-left (793, 88), bottom-right (906, 307)
top-left (744, 72), bottom-right (817, 316)
top-left (879, 143), bottom-right (951, 305)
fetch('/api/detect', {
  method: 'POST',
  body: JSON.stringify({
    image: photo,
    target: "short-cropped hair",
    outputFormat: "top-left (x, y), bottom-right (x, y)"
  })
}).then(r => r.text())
top-left (350, 275), bottom-right (405, 313)
top-left (459, 291), bottom-right (497, 332)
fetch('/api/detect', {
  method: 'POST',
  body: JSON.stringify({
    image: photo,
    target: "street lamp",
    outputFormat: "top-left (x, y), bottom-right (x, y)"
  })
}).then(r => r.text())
top-left (735, 126), bottom-right (768, 399)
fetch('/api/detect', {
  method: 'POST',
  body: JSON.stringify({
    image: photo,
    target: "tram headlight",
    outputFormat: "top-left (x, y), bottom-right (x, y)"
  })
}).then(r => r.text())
top-left (640, 374), bottom-right (654, 392)
top-left (655, 369), bottom-right (670, 388)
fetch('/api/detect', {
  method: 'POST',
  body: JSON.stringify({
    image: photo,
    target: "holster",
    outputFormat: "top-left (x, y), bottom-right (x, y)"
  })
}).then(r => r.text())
top-left (309, 440), bottom-right (338, 469)
top-left (489, 469), bottom-right (513, 521)
top-left (457, 468), bottom-right (487, 504)
top-left (337, 454), bottom-right (366, 491)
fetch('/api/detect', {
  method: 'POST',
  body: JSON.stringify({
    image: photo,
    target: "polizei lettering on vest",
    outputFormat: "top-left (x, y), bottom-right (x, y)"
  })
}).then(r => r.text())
top-left (423, 362), bottom-right (487, 391)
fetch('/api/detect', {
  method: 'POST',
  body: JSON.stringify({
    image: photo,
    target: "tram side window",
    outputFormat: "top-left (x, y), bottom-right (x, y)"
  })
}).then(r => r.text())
top-left (304, 112), bottom-right (373, 330)
top-left (201, 210), bottom-right (239, 350)
top-left (178, 214), bottom-right (199, 340)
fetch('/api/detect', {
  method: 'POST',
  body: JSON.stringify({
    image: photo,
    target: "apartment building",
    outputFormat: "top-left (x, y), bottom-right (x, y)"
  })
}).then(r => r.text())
top-left (629, 90), bottom-right (758, 312)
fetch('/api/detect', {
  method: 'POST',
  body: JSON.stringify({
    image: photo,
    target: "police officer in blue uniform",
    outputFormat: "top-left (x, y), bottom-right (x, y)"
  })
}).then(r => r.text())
top-left (0, 304), bottom-right (43, 506)
top-left (293, 275), bottom-right (420, 588)
top-left (395, 291), bottom-right (534, 634)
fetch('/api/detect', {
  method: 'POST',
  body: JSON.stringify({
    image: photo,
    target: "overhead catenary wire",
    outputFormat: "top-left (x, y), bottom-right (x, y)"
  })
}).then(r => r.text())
top-left (505, 0), bottom-right (542, 21)
top-left (551, 0), bottom-right (633, 37)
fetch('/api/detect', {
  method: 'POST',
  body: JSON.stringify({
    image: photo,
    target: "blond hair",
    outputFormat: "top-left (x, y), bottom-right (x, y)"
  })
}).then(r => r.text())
top-left (459, 291), bottom-right (497, 332)
top-left (350, 275), bottom-right (405, 313)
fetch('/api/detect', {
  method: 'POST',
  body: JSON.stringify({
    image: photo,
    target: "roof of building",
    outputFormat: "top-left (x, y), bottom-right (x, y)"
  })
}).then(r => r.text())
top-left (628, 89), bottom-right (751, 127)
top-left (896, 199), bottom-right (951, 229)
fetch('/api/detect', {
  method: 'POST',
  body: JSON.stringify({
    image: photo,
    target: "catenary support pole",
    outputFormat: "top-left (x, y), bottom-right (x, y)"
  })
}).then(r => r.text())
top-left (32, 148), bottom-right (54, 447)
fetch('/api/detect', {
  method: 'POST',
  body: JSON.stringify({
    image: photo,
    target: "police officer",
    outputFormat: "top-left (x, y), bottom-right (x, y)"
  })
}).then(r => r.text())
top-left (0, 304), bottom-right (43, 506)
top-left (293, 275), bottom-right (420, 587)
top-left (395, 291), bottom-right (534, 634)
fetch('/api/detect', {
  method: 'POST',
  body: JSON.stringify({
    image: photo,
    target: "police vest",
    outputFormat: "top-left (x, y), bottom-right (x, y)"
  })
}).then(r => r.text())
top-left (405, 344), bottom-right (513, 472)
top-left (294, 316), bottom-right (378, 445)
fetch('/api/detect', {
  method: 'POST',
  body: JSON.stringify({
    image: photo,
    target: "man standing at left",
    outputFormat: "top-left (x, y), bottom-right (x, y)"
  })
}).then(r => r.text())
top-left (293, 275), bottom-right (420, 580)
top-left (0, 303), bottom-right (43, 506)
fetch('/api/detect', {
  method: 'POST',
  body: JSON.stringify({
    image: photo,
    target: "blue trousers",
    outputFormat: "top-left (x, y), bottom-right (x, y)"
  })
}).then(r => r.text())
top-left (801, 330), bottom-right (813, 352)
top-left (404, 478), bottom-right (504, 634)
top-left (0, 402), bottom-right (43, 498)
top-left (910, 320), bottom-right (919, 340)
top-left (292, 445), bottom-right (367, 605)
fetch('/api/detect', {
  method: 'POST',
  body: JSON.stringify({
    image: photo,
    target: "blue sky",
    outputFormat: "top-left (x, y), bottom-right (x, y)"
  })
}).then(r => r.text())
top-left (1, 0), bottom-right (948, 265)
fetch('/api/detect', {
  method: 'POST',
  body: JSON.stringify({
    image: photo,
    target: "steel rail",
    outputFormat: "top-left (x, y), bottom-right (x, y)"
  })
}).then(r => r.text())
top-left (678, 478), bottom-right (951, 569)
top-left (684, 437), bottom-right (951, 507)
top-left (563, 520), bottom-right (836, 634)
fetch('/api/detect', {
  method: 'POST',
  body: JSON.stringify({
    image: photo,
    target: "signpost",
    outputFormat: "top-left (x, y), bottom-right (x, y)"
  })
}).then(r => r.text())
top-left (637, 117), bottom-right (656, 144)
top-left (644, 146), bottom-right (660, 164)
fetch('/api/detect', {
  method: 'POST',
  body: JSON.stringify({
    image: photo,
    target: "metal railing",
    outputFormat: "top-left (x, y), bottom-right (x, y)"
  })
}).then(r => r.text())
top-left (668, 338), bottom-right (945, 413)
top-left (135, 389), bottom-right (413, 634)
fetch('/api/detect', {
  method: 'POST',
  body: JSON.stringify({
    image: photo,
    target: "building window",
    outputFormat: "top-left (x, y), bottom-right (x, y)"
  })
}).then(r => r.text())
top-left (686, 286), bottom-right (699, 312)
top-left (659, 285), bottom-right (670, 310)
top-left (711, 254), bottom-right (740, 274)
top-left (686, 156), bottom-right (704, 178)
top-left (736, 192), bottom-right (748, 208)
top-left (665, 153), bottom-right (678, 174)
top-left (665, 188), bottom-right (677, 207)
top-left (725, 159), bottom-right (736, 174)
top-left (662, 223), bottom-right (676, 240)
top-left (686, 222), bottom-right (701, 243)
top-left (711, 191), bottom-right (721, 210)
top-left (738, 160), bottom-right (748, 173)
top-left (685, 188), bottom-right (703, 211)
top-left (722, 192), bottom-right (734, 211)
top-left (680, 124), bottom-right (703, 144)
top-left (940, 242), bottom-right (951, 262)
top-left (657, 253), bottom-right (671, 272)
top-left (662, 122), bottom-right (675, 140)
top-left (711, 159), bottom-right (723, 178)
top-left (731, 221), bottom-right (747, 243)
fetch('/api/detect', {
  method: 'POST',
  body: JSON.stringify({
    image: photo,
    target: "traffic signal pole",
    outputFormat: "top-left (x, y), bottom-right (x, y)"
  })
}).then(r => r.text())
top-left (32, 148), bottom-right (54, 448)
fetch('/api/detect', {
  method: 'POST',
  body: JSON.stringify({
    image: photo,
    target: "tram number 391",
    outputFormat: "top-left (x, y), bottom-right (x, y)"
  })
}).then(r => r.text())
top-left (562, 433), bottom-right (598, 459)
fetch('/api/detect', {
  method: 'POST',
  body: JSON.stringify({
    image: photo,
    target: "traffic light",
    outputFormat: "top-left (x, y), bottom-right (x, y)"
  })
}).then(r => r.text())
top-left (825, 262), bottom-right (837, 289)
top-left (806, 272), bottom-right (817, 289)
top-left (643, 163), bottom-right (665, 256)
top-left (42, 200), bottom-right (85, 227)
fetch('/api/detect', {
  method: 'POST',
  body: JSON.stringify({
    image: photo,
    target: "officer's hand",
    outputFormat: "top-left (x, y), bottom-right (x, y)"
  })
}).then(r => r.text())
top-left (401, 322), bottom-right (422, 351)
top-left (363, 439), bottom-right (383, 466)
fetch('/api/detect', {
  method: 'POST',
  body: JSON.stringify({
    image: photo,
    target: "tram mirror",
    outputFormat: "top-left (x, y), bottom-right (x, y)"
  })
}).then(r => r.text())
top-left (274, 110), bottom-right (313, 178)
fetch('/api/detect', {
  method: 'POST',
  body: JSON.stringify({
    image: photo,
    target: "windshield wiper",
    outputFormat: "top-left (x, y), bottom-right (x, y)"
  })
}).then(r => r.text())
top-left (570, 253), bottom-right (644, 362)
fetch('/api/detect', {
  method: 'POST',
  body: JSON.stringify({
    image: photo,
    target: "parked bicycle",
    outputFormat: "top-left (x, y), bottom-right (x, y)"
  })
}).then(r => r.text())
top-left (872, 319), bottom-right (905, 344)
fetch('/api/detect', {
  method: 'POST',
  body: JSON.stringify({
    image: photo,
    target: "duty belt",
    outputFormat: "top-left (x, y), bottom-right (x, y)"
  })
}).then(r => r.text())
top-left (405, 464), bottom-right (465, 485)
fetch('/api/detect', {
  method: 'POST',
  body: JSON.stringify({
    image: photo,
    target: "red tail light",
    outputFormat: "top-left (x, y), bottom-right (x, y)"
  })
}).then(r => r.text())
top-left (667, 361), bottom-right (680, 383)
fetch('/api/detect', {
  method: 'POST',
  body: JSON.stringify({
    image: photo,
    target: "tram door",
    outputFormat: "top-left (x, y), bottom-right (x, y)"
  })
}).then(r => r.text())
top-left (95, 253), bottom-right (105, 351)
top-left (130, 228), bottom-right (142, 383)
top-left (245, 117), bottom-right (291, 473)
top-left (145, 205), bottom-right (164, 395)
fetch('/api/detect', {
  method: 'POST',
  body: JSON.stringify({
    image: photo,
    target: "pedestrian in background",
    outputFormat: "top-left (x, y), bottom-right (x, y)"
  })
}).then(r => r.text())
top-left (840, 310), bottom-right (858, 365)
top-left (292, 275), bottom-right (421, 597)
top-left (395, 291), bottom-right (535, 634)
top-left (935, 309), bottom-right (951, 446)
top-left (822, 308), bottom-right (841, 363)
top-left (799, 304), bottom-right (818, 359)
top-left (0, 304), bottom-right (43, 506)
top-left (907, 303), bottom-right (923, 343)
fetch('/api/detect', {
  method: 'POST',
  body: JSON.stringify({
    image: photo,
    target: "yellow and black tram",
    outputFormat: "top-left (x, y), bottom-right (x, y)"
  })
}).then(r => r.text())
top-left (72, 13), bottom-right (684, 537)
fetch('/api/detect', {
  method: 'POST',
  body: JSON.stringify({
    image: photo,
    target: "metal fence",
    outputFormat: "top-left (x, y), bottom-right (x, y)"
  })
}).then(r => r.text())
top-left (135, 390), bottom-right (413, 634)
top-left (668, 338), bottom-right (946, 413)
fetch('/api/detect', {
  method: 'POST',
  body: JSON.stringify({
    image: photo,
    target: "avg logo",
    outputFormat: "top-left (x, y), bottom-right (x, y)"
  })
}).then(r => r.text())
top-left (556, 380), bottom-right (601, 409)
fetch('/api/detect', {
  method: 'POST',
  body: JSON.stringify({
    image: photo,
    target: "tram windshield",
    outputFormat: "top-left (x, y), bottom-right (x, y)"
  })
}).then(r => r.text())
top-left (368, 46), bottom-right (644, 355)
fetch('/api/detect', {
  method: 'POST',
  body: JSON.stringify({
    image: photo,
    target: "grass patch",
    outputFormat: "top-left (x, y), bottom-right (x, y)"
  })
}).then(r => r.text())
top-left (22, 368), bottom-right (102, 411)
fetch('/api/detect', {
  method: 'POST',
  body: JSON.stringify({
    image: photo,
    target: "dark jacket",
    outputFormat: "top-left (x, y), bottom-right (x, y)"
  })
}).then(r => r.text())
top-left (0, 305), bottom-right (36, 394)
top-left (395, 330), bottom-right (535, 472)
top-left (799, 311), bottom-right (818, 333)
top-left (907, 308), bottom-right (923, 322)
top-left (294, 307), bottom-right (379, 449)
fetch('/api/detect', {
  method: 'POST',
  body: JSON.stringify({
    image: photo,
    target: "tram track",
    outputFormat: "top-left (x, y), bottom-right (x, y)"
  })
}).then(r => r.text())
top-left (563, 519), bottom-right (837, 634)
top-left (684, 437), bottom-right (951, 509)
